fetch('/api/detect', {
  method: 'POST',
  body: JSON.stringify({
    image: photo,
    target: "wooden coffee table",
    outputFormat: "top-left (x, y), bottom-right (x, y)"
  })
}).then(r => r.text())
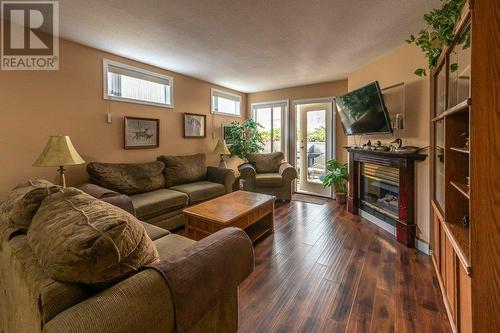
top-left (183, 191), bottom-right (275, 243)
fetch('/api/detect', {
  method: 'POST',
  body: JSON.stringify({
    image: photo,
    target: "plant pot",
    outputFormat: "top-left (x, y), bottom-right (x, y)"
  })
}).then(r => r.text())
top-left (335, 192), bottom-right (347, 204)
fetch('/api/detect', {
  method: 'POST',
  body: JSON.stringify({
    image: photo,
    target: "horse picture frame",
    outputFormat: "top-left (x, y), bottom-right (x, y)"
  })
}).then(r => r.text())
top-left (124, 116), bottom-right (160, 149)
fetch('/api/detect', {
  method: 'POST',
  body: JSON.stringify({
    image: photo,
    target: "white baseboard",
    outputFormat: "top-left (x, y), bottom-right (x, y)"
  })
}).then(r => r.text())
top-left (359, 210), bottom-right (396, 236)
top-left (416, 239), bottom-right (431, 255)
top-left (359, 210), bottom-right (430, 255)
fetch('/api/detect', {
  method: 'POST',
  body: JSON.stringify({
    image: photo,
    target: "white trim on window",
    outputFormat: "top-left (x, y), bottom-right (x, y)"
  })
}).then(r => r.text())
top-left (211, 88), bottom-right (242, 117)
top-left (103, 59), bottom-right (174, 108)
top-left (251, 99), bottom-right (289, 159)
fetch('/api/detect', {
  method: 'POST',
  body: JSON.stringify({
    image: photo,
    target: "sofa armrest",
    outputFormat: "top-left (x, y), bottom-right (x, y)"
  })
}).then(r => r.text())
top-left (147, 227), bottom-right (254, 333)
top-left (79, 183), bottom-right (135, 215)
top-left (238, 163), bottom-right (257, 191)
top-left (43, 269), bottom-right (175, 333)
top-left (206, 166), bottom-right (236, 193)
top-left (279, 162), bottom-right (298, 183)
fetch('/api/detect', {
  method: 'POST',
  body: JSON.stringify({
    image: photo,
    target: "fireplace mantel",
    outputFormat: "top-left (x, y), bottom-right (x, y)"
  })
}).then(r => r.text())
top-left (346, 148), bottom-right (427, 247)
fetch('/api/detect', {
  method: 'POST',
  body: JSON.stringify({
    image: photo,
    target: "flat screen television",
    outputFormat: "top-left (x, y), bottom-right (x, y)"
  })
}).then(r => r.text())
top-left (336, 81), bottom-right (393, 135)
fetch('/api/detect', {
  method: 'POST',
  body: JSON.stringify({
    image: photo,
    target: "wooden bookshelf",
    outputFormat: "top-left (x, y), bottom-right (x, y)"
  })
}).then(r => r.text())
top-left (450, 181), bottom-right (470, 199)
top-left (429, 1), bottom-right (500, 332)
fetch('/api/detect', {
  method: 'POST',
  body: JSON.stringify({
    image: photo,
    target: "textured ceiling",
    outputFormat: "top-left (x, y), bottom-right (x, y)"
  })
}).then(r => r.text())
top-left (59, 0), bottom-right (439, 93)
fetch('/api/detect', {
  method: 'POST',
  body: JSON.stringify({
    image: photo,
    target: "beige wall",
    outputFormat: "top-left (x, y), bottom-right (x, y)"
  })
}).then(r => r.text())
top-left (347, 43), bottom-right (431, 244)
top-left (247, 80), bottom-right (349, 163)
top-left (0, 38), bottom-right (246, 200)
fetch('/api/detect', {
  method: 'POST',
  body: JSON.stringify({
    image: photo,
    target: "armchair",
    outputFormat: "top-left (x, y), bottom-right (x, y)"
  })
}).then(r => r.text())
top-left (238, 152), bottom-right (298, 201)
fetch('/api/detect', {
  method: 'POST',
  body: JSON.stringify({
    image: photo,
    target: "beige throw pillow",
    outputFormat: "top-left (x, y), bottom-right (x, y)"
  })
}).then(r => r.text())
top-left (28, 187), bottom-right (159, 284)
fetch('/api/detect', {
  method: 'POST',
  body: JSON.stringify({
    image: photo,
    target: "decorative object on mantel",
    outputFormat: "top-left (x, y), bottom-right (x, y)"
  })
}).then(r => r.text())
top-left (213, 139), bottom-right (231, 168)
top-left (224, 119), bottom-right (264, 160)
top-left (406, 0), bottom-right (470, 76)
top-left (322, 159), bottom-right (349, 204)
top-left (183, 113), bottom-right (206, 138)
top-left (124, 116), bottom-right (159, 149)
top-left (33, 136), bottom-right (85, 187)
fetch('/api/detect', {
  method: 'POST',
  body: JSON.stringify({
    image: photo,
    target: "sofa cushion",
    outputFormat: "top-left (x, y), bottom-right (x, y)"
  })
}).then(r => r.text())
top-left (154, 234), bottom-right (196, 259)
top-left (0, 180), bottom-right (60, 240)
top-left (130, 189), bottom-right (189, 220)
top-left (157, 153), bottom-right (207, 188)
top-left (169, 181), bottom-right (225, 204)
top-left (28, 188), bottom-right (159, 284)
top-left (87, 161), bottom-right (165, 195)
top-left (141, 222), bottom-right (170, 241)
top-left (255, 173), bottom-right (283, 187)
top-left (247, 152), bottom-right (284, 173)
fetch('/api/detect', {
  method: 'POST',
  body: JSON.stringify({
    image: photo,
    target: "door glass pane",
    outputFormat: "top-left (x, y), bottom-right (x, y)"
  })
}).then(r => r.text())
top-left (255, 107), bottom-right (272, 153)
top-left (434, 119), bottom-right (445, 212)
top-left (449, 24), bottom-right (471, 107)
top-left (436, 67), bottom-right (446, 115)
top-left (272, 107), bottom-right (281, 153)
top-left (306, 110), bottom-right (326, 183)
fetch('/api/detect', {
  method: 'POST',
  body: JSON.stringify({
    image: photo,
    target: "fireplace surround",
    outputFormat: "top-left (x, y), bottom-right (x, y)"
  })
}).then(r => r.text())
top-left (347, 148), bottom-right (426, 247)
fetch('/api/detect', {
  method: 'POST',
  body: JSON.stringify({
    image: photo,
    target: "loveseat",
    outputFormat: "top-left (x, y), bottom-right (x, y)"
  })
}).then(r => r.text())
top-left (83, 153), bottom-right (236, 230)
top-left (0, 180), bottom-right (254, 333)
top-left (239, 152), bottom-right (297, 201)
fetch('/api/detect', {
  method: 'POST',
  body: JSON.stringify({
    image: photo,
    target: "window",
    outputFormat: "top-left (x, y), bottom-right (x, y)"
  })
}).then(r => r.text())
top-left (103, 59), bottom-right (174, 108)
top-left (211, 88), bottom-right (241, 116)
top-left (251, 100), bottom-right (288, 154)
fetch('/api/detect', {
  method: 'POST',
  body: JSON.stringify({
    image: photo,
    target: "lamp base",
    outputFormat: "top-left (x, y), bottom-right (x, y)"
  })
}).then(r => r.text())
top-left (219, 155), bottom-right (228, 169)
top-left (58, 166), bottom-right (66, 188)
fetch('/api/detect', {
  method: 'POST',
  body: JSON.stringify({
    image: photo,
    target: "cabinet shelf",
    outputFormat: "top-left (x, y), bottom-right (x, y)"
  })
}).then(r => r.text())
top-left (450, 181), bottom-right (470, 199)
top-left (444, 98), bottom-right (471, 117)
top-left (450, 147), bottom-right (470, 154)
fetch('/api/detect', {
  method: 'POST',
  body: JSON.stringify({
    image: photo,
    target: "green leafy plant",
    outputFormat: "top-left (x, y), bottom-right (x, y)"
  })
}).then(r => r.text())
top-left (307, 126), bottom-right (326, 142)
top-left (226, 119), bottom-right (265, 159)
top-left (406, 0), bottom-right (469, 76)
top-left (322, 159), bottom-right (349, 193)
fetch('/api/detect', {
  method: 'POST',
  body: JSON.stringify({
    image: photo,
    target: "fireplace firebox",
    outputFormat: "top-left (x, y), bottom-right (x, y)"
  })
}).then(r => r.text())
top-left (347, 148), bottom-right (426, 247)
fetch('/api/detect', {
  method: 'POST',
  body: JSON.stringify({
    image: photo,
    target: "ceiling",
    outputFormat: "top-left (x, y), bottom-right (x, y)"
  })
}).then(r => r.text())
top-left (60, 0), bottom-right (439, 93)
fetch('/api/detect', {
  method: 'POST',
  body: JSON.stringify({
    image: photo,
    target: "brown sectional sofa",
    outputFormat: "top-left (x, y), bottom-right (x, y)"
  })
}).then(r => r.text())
top-left (83, 153), bottom-right (236, 230)
top-left (0, 180), bottom-right (253, 333)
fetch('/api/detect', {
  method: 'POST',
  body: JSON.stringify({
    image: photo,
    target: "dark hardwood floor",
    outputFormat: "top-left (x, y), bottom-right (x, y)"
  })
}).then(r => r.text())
top-left (238, 199), bottom-right (451, 333)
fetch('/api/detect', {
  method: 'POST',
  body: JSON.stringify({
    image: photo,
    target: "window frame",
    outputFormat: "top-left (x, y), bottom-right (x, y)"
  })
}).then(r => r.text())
top-left (211, 88), bottom-right (242, 117)
top-left (102, 59), bottom-right (174, 108)
top-left (251, 99), bottom-right (289, 158)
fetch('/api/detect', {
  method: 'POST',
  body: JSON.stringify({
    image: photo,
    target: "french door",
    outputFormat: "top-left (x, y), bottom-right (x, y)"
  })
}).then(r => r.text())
top-left (291, 99), bottom-right (335, 197)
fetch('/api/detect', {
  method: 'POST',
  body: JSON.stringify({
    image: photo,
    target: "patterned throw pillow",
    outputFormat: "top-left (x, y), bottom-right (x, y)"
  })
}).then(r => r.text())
top-left (0, 179), bottom-right (60, 240)
top-left (246, 152), bottom-right (284, 173)
top-left (87, 161), bottom-right (165, 195)
top-left (157, 153), bottom-right (207, 188)
top-left (28, 187), bottom-right (159, 284)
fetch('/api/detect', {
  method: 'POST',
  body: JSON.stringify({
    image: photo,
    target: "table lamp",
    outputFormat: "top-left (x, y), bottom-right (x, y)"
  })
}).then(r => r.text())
top-left (33, 136), bottom-right (85, 187)
top-left (213, 139), bottom-right (231, 168)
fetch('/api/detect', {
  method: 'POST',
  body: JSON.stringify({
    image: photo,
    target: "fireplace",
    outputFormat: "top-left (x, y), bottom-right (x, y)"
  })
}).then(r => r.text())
top-left (360, 163), bottom-right (400, 225)
top-left (346, 148), bottom-right (426, 247)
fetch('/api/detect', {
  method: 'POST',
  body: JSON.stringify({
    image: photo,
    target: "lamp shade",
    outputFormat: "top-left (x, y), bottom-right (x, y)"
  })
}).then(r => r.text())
top-left (213, 139), bottom-right (231, 155)
top-left (33, 136), bottom-right (85, 167)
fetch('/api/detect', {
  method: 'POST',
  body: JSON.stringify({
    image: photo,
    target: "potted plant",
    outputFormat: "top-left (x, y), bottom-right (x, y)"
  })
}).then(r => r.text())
top-left (406, 0), bottom-right (470, 77)
top-left (226, 119), bottom-right (265, 160)
top-left (322, 159), bottom-right (349, 204)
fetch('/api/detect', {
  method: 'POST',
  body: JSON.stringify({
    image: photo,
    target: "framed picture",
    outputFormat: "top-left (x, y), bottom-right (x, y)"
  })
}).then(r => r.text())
top-left (124, 116), bottom-right (160, 149)
top-left (184, 113), bottom-right (206, 138)
top-left (222, 123), bottom-right (237, 146)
